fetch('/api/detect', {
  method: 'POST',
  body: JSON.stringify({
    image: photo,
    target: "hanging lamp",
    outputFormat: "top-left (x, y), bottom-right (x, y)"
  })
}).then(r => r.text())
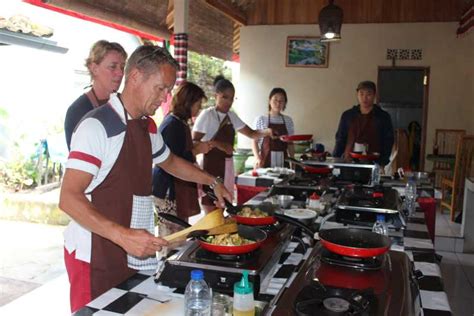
top-left (318, 0), bottom-right (343, 42)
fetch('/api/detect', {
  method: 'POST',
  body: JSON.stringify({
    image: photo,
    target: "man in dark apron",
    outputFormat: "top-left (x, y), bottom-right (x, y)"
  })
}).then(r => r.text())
top-left (60, 46), bottom-right (230, 312)
top-left (334, 81), bottom-right (394, 167)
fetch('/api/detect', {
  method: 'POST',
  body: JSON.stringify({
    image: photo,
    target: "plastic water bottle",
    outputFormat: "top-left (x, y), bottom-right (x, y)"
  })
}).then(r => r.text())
top-left (184, 270), bottom-right (211, 316)
top-left (372, 214), bottom-right (388, 236)
top-left (405, 177), bottom-right (417, 216)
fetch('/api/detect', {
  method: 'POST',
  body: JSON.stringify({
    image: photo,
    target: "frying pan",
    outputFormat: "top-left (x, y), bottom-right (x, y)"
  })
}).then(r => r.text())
top-left (280, 134), bottom-right (313, 142)
top-left (205, 191), bottom-right (316, 237)
top-left (199, 225), bottom-right (267, 255)
top-left (232, 204), bottom-right (279, 226)
top-left (286, 157), bottom-right (333, 175)
top-left (349, 152), bottom-right (380, 161)
top-left (302, 165), bottom-right (332, 175)
top-left (158, 213), bottom-right (267, 255)
top-left (318, 228), bottom-right (391, 258)
top-left (205, 190), bottom-right (277, 225)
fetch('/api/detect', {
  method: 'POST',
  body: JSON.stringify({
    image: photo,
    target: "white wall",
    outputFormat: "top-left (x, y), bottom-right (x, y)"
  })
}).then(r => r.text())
top-left (236, 22), bottom-right (474, 168)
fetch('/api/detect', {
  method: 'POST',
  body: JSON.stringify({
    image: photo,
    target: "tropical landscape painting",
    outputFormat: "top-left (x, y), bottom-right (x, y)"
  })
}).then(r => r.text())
top-left (286, 36), bottom-right (329, 68)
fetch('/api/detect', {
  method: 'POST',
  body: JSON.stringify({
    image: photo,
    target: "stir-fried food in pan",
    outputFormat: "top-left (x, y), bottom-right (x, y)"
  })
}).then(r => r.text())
top-left (204, 233), bottom-right (254, 246)
top-left (238, 206), bottom-right (269, 218)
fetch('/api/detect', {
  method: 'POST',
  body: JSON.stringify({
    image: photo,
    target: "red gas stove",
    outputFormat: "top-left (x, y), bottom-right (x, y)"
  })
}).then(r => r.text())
top-left (266, 243), bottom-right (421, 315)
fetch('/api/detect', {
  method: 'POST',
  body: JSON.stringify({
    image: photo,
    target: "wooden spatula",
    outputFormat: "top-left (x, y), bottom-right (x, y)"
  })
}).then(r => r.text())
top-left (163, 209), bottom-right (225, 242)
top-left (207, 219), bottom-right (238, 235)
top-left (186, 219), bottom-right (239, 239)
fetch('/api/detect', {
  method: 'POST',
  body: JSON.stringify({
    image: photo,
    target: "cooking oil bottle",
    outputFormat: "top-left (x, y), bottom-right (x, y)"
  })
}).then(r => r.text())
top-left (233, 270), bottom-right (255, 316)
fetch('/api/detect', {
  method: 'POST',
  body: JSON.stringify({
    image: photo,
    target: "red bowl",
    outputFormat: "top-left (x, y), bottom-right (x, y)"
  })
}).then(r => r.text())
top-left (280, 134), bottom-right (313, 142)
top-left (349, 152), bottom-right (380, 161)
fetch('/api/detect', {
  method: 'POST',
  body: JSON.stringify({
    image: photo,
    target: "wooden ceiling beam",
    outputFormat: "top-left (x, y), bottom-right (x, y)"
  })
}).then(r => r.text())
top-left (166, 0), bottom-right (174, 31)
top-left (203, 0), bottom-right (247, 26)
top-left (45, 0), bottom-right (172, 39)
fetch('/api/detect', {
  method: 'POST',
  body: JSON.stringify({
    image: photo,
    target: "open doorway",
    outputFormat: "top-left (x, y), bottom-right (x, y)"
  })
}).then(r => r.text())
top-left (377, 67), bottom-right (430, 171)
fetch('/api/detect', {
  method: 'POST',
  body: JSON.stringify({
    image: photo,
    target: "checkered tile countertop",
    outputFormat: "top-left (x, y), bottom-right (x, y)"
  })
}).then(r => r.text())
top-left (75, 193), bottom-right (451, 316)
top-left (235, 169), bottom-right (289, 187)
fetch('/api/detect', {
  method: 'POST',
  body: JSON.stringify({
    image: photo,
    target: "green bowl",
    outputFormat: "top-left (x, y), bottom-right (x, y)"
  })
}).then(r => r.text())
top-left (233, 154), bottom-right (248, 174)
top-left (293, 141), bottom-right (312, 154)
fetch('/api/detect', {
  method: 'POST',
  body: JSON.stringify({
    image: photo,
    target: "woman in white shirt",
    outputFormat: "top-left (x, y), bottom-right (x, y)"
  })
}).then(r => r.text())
top-left (252, 88), bottom-right (295, 168)
top-left (193, 76), bottom-right (272, 211)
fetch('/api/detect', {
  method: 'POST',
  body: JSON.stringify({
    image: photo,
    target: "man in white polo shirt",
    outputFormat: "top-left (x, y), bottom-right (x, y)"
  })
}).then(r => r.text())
top-left (59, 45), bottom-right (230, 312)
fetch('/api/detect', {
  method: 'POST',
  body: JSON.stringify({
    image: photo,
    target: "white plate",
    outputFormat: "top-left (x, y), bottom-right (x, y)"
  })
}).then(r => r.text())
top-left (256, 167), bottom-right (295, 176)
top-left (284, 208), bottom-right (317, 220)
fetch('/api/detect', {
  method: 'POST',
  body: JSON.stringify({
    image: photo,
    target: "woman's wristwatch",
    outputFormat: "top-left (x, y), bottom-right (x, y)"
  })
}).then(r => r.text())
top-left (209, 176), bottom-right (224, 190)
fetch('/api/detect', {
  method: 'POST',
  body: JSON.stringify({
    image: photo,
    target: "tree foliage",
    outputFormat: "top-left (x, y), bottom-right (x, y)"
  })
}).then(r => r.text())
top-left (187, 51), bottom-right (232, 108)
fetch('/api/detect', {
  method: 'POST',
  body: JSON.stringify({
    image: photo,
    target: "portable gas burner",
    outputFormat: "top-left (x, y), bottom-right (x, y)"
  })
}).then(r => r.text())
top-left (294, 285), bottom-right (376, 315)
top-left (320, 248), bottom-right (384, 270)
top-left (335, 186), bottom-right (406, 229)
top-left (270, 174), bottom-right (329, 203)
top-left (155, 223), bottom-right (294, 295)
top-left (267, 243), bottom-right (421, 315)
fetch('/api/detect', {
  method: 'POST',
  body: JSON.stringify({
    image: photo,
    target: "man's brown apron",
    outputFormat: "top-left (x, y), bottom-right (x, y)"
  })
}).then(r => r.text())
top-left (174, 119), bottom-right (200, 218)
top-left (260, 114), bottom-right (288, 168)
top-left (201, 112), bottom-right (235, 206)
top-left (345, 111), bottom-right (381, 155)
top-left (89, 103), bottom-right (152, 299)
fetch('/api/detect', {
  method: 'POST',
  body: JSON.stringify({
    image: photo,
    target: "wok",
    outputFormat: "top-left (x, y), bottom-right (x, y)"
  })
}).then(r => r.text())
top-left (319, 228), bottom-right (391, 258)
top-left (158, 213), bottom-right (267, 255)
top-left (205, 191), bottom-right (315, 237)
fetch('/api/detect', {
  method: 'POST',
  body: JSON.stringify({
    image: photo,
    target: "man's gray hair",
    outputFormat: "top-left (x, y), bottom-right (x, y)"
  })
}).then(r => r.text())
top-left (125, 45), bottom-right (179, 81)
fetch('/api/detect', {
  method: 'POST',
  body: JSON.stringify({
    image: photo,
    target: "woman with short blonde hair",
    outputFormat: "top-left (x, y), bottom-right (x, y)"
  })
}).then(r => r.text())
top-left (64, 40), bottom-right (127, 150)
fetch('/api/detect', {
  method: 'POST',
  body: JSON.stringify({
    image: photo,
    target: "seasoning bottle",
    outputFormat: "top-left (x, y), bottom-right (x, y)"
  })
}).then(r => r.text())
top-left (233, 270), bottom-right (255, 316)
top-left (308, 192), bottom-right (322, 210)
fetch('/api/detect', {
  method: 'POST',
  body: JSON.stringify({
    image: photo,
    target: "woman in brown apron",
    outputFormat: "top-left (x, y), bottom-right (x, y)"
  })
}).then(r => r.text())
top-left (152, 82), bottom-right (213, 238)
top-left (193, 76), bottom-right (273, 212)
top-left (252, 88), bottom-right (295, 168)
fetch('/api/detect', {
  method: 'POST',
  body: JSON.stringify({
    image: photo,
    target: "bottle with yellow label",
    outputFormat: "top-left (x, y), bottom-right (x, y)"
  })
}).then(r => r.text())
top-left (233, 270), bottom-right (255, 316)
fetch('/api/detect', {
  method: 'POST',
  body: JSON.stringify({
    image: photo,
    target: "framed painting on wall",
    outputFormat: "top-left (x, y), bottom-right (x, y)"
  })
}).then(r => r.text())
top-left (286, 36), bottom-right (329, 68)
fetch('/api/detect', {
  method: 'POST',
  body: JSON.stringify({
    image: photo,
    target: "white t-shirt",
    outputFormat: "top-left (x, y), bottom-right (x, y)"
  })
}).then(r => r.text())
top-left (192, 107), bottom-right (246, 141)
top-left (64, 93), bottom-right (170, 263)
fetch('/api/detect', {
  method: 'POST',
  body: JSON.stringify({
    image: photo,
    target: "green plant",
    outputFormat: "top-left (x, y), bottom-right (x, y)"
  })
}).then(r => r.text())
top-left (0, 154), bottom-right (38, 191)
top-left (187, 51), bottom-right (232, 108)
top-left (0, 137), bottom-right (50, 191)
